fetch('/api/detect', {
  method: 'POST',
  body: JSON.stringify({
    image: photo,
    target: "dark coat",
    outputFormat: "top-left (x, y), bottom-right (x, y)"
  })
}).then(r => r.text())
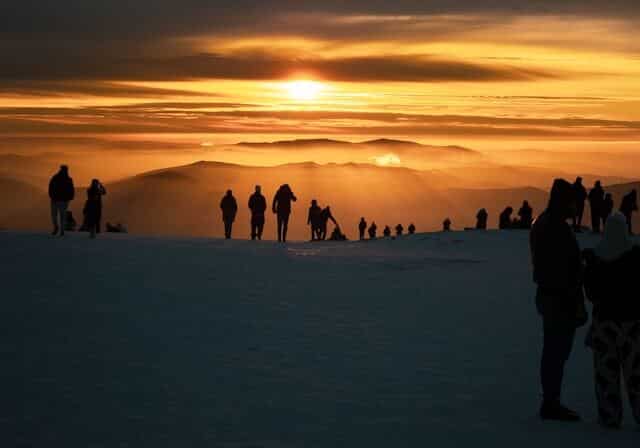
top-left (248, 193), bottom-right (267, 216)
top-left (518, 204), bottom-right (533, 228)
top-left (620, 192), bottom-right (638, 215)
top-left (588, 185), bottom-right (605, 212)
top-left (499, 209), bottom-right (513, 229)
top-left (308, 205), bottom-right (322, 226)
top-left (272, 186), bottom-right (297, 215)
top-left (220, 195), bottom-right (238, 221)
top-left (48, 172), bottom-right (75, 202)
top-left (320, 208), bottom-right (336, 225)
top-left (573, 182), bottom-right (587, 203)
top-left (583, 246), bottom-right (640, 321)
top-left (359, 219), bottom-right (367, 232)
top-left (530, 210), bottom-right (583, 319)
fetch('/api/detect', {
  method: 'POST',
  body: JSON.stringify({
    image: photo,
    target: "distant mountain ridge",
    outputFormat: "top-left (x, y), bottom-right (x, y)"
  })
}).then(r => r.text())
top-left (236, 138), bottom-right (476, 153)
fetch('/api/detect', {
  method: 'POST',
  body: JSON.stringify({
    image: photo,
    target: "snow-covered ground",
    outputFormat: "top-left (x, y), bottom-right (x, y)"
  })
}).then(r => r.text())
top-left (3, 230), bottom-right (638, 447)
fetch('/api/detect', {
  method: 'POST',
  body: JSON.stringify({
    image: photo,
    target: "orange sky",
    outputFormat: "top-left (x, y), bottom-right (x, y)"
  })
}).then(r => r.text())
top-left (1, 4), bottom-right (639, 158)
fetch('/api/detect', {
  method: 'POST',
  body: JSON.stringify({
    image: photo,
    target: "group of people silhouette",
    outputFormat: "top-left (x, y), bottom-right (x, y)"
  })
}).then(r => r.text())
top-left (531, 177), bottom-right (640, 427)
top-left (572, 177), bottom-right (637, 234)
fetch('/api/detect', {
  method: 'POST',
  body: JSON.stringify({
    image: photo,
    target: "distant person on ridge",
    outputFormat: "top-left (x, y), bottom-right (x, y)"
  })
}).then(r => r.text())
top-left (368, 222), bottom-right (377, 239)
top-left (395, 224), bottom-right (404, 236)
top-left (220, 189), bottom-right (238, 239)
top-left (83, 179), bottom-right (106, 239)
top-left (443, 218), bottom-right (451, 232)
top-left (582, 212), bottom-right (640, 428)
top-left (588, 180), bottom-right (605, 233)
top-left (572, 177), bottom-right (587, 231)
top-left (517, 201), bottom-right (533, 229)
top-left (499, 206), bottom-right (514, 230)
top-left (358, 217), bottom-right (367, 240)
top-left (530, 178), bottom-right (584, 422)
top-left (476, 208), bottom-right (488, 230)
top-left (619, 189), bottom-right (638, 235)
top-left (408, 223), bottom-right (416, 234)
top-left (248, 185), bottom-right (267, 240)
top-left (272, 184), bottom-right (297, 242)
top-left (48, 165), bottom-right (75, 236)
top-left (603, 193), bottom-right (614, 226)
top-left (307, 200), bottom-right (323, 241)
top-left (383, 225), bottom-right (391, 238)
top-left (320, 206), bottom-right (337, 240)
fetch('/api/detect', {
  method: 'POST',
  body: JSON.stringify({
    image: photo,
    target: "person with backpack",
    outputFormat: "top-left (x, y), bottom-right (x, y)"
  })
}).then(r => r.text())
top-left (48, 165), bottom-right (75, 236)
top-left (272, 184), bottom-right (297, 242)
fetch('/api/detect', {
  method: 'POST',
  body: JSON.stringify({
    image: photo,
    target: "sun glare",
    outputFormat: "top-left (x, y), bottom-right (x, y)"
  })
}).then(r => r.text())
top-left (285, 80), bottom-right (324, 101)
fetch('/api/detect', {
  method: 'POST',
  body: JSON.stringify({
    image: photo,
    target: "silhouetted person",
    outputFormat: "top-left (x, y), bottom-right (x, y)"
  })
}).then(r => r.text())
top-left (248, 185), bottom-right (267, 240)
top-left (83, 179), bottom-right (106, 239)
top-left (320, 206), bottom-right (337, 240)
top-left (408, 223), bottom-right (416, 234)
top-left (530, 178), bottom-right (582, 422)
top-left (329, 226), bottom-right (347, 241)
top-left (48, 165), bottom-right (75, 236)
top-left (106, 222), bottom-right (127, 233)
top-left (588, 181), bottom-right (605, 233)
top-left (583, 212), bottom-right (640, 428)
top-left (272, 184), bottom-right (297, 242)
top-left (476, 208), bottom-right (488, 230)
top-left (619, 189), bottom-right (638, 235)
top-left (443, 218), bottom-right (451, 232)
top-left (499, 206), bottom-right (513, 230)
top-left (572, 177), bottom-right (587, 231)
top-left (395, 224), bottom-right (403, 236)
top-left (368, 222), bottom-right (377, 239)
top-left (517, 201), bottom-right (533, 229)
top-left (383, 225), bottom-right (391, 237)
top-left (358, 217), bottom-right (367, 240)
top-left (307, 200), bottom-right (323, 241)
top-left (603, 193), bottom-right (614, 226)
top-left (220, 189), bottom-right (238, 239)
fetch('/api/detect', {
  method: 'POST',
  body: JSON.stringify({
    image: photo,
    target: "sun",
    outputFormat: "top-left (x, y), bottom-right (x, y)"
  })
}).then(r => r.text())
top-left (285, 80), bottom-right (324, 101)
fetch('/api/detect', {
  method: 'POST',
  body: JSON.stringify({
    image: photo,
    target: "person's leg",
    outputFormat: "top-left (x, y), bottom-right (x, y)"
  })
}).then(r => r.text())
top-left (59, 202), bottom-right (68, 235)
top-left (621, 321), bottom-right (640, 424)
top-left (251, 217), bottom-right (257, 240)
top-left (50, 201), bottom-right (59, 234)
top-left (591, 210), bottom-right (600, 232)
top-left (592, 319), bottom-right (624, 427)
top-left (578, 203), bottom-right (585, 227)
top-left (541, 317), bottom-right (576, 404)
top-left (281, 213), bottom-right (289, 242)
top-left (96, 207), bottom-right (101, 234)
top-left (277, 215), bottom-right (283, 242)
top-left (257, 217), bottom-right (264, 240)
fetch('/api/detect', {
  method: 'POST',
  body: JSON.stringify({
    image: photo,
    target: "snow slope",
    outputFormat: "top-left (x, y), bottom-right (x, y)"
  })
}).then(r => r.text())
top-left (2, 230), bottom-right (639, 447)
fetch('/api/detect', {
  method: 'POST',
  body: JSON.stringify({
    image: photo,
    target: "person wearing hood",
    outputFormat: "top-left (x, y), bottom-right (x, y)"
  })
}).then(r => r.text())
top-left (518, 201), bottom-right (534, 229)
top-left (272, 184), bottom-right (297, 242)
top-left (248, 185), bottom-right (267, 240)
top-left (220, 190), bottom-right (238, 239)
top-left (48, 165), bottom-right (75, 236)
top-left (530, 178), bottom-right (583, 421)
top-left (583, 212), bottom-right (640, 428)
top-left (499, 206), bottom-right (514, 230)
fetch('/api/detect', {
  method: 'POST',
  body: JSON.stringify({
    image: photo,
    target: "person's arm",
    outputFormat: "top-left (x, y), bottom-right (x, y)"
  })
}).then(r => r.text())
top-left (248, 196), bottom-right (253, 210)
top-left (272, 195), bottom-right (277, 213)
top-left (100, 184), bottom-right (106, 195)
top-left (69, 178), bottom-right (75, 200)
top-left (48, 177), bottom-right (54, 199)
top-left (329, 214), bottom-right (337, 225)
top-left (291, 192), bottom-right (297, 202)
top-left (232, 199), bottom-right (238, 213)
top-left (220, 198), bottom-right (225, 210)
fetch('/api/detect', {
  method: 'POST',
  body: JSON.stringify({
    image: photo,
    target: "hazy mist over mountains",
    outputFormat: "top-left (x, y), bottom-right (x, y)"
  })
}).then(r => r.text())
top-left (1, 138), bottom-right (638, 239)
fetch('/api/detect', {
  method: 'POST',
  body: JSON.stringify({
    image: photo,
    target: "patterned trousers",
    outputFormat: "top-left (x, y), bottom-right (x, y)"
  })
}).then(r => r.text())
top-left (591, 318), bottom-right (640, 426)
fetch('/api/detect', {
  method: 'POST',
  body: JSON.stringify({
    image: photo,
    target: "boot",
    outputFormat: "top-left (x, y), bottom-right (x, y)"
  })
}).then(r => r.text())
top-left (540, 401), bottom-right (581, 421)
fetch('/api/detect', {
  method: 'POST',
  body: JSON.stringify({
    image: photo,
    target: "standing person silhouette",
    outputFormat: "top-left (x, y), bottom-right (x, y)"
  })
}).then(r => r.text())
top-left (619, 189), bottom-right (638, 235)
top-left (84, 179), bottom-right (106, 239)
top-left (220, 190), bottom-right (238, 239)
top-left (358, 217), bottom-right (367, 240)
top-left (603, 193), bottom-right (614, 227)
top-left (248, 185), bottom-right (267, 240)
top-left (517, 201), bottom-right (534, 229)
top-left (320, 206), bottom-right (337, 240)
top-left (307, 200), bottom-right (322, 241)
top-left (48, 165), bottom-right (75, 236)
top-left (272, 184), bottom-right (297, 242)
top-left (588, 181), bottom-right (605, 233)
top-left (572, 177), bottom-right (587, 231)
top-left (530, 179), bottom-right (583, 422)
top-left (476, 208), bottom-right (488, 230)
